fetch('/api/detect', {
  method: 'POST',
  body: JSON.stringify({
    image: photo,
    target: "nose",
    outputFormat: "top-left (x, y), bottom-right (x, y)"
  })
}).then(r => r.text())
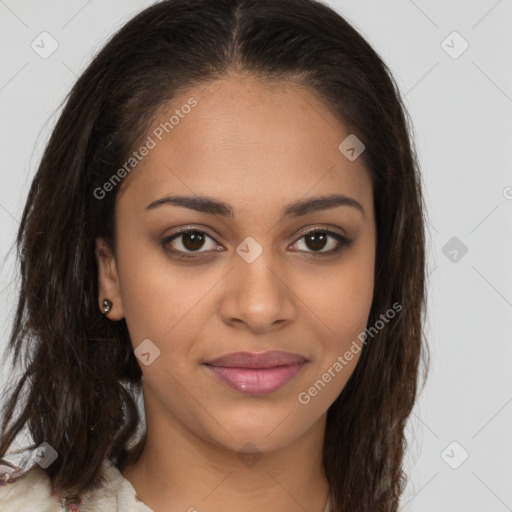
top-left (219, 243), bottom-right (296, 333)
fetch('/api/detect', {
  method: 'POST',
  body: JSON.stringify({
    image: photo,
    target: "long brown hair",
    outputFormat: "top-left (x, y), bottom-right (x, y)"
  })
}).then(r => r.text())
top-left (0, 0), bottom-right (429, 510)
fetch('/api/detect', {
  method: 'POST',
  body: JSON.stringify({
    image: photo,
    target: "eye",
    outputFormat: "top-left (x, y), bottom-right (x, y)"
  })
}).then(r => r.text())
top-left (161, 226), bottom-right (353, 259)
top-left (289, 228), bottom-right (353, 257)
top-left (161, 228), bottom-right (222, 258)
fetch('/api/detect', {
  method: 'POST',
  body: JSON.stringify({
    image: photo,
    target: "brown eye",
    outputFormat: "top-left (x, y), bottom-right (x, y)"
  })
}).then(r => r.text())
top-left (304, 231), bottom-right (329, 251)
top-left (291, 229), bottom-right (353, 257)
top-left (180, 231), bottom-right (206, 251)
top-left (161, 227), bottom-right (352, 260)
top-left (161, 228), bottom-right (221, 258)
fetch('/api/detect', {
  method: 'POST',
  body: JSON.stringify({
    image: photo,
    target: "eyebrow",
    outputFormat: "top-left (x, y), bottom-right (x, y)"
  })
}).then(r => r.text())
top-left (145, 193), bottom-right (365, 219)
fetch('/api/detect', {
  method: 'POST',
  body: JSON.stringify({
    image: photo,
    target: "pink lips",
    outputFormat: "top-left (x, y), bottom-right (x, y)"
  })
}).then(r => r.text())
top-left (203, 350), bottom-right (307, 395)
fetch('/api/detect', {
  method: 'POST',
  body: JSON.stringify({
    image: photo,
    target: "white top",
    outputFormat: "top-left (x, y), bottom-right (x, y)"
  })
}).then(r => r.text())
top-left (0, 459), bottom-right (332, 511)
top-left (0, 458), bottom-right (151, 511)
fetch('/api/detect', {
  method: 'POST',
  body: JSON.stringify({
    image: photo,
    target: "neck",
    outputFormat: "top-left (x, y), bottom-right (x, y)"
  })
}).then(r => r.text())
top-left (121, 390), bottom-right (330, 512)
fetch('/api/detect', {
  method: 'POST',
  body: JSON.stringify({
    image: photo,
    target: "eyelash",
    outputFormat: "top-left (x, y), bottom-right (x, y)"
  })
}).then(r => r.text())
top-left (160, 226), bottom-right (353, 260)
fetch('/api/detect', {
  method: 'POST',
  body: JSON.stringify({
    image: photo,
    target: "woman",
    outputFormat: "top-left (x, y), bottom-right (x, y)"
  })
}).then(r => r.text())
top-left (0, 0), bottom-right (428, 510)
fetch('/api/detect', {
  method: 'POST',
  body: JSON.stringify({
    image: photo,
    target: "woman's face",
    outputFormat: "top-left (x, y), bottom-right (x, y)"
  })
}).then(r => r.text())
top-left (96, 74), bottom-right (376, 453)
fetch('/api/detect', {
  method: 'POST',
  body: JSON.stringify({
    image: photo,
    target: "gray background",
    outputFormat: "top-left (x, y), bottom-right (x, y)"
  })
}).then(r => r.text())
top-left (1, 1), bottom-right (511, 510)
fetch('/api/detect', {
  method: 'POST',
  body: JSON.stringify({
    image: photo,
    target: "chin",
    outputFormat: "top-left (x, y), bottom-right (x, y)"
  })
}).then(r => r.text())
top-left (200, 415), bottom-right (308, 454)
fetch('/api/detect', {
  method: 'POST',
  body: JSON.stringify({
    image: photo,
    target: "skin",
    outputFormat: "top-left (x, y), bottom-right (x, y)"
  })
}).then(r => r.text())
top-left (95, 72), bottom-right (376, 512)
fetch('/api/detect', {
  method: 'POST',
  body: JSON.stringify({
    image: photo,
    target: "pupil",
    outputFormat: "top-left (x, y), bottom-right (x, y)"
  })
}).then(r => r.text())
top-left (307, 232), bottom-right (326, 251)
top-left (183, 232), bottom-right (204, 251)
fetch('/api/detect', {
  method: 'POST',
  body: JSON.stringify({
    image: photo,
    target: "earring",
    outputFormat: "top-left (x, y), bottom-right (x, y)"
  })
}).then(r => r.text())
top-left (102, 299), bottom-right (113, 315)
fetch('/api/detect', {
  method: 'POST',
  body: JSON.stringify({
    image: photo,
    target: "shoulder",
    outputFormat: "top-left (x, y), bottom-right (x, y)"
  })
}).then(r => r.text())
top-left (0, 459), bottom-right (152, 512)
top-left (0, 463), bottom-right (61, 511)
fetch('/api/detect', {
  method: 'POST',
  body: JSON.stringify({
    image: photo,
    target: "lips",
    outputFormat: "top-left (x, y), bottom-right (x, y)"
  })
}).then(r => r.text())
top-left (204, 350), bottom-right (307, 368)
top-left (203, 350), bottom-right (308, 394)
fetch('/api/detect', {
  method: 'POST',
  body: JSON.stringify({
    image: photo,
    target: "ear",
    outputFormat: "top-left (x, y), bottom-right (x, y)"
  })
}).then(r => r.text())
top-left (95, 237), bottom-right (125, 320)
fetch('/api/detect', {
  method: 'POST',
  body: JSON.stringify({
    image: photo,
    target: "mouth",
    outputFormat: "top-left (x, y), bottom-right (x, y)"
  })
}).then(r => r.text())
top-left (203, 350), bottom-right (308, 395)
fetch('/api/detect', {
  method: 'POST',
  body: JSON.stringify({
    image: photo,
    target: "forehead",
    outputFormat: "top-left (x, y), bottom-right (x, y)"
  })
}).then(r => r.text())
top-left (117, 75), bottom-right (373, 218)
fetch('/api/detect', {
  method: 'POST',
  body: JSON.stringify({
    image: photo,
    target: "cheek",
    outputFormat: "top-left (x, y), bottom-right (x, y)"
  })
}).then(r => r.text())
top-left (114, 231), bottom-right (223, 368)
top-left (296, 261), bottom-right (373, 411)
top-left (335, 266), bottom-right (374, 340)
top-left (311, 247), bottom-right (375, 352)
top-left (114, 232), bottom-right (191, 344)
